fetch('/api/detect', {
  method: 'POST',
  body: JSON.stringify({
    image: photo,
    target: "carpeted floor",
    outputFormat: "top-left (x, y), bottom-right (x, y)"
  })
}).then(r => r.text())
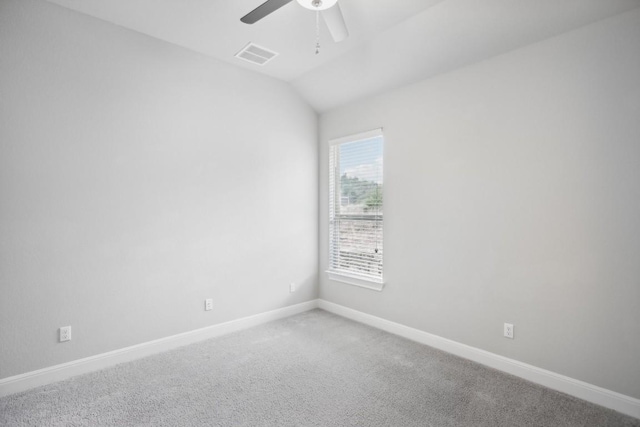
top-left (1, 309), bottom-right (638, 426)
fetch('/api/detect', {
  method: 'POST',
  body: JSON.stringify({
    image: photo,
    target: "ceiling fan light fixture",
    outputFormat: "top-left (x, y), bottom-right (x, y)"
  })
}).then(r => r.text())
top-left (296, 0), bottom-right (338, 11)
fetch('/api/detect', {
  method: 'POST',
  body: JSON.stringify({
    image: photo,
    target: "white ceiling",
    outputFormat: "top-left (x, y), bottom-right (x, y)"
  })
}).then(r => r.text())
top-left (44, 0), bottom-right (640, 112)
top-left (43, 0), bottom-right (442, 81)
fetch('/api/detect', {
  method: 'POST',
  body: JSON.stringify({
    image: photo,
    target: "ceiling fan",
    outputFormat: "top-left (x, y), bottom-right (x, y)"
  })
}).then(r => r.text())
top-left (241, 0), bottom-right (349, 44)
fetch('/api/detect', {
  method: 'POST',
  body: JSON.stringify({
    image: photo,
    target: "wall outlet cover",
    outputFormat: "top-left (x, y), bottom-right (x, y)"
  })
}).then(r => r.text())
top-left (59, 326), bottom-right (72, 342)
top-left (504, 323), bottom-right (514, 339)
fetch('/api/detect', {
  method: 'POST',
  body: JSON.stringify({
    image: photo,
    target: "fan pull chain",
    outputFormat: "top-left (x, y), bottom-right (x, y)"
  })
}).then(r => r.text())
top-left (315, 10), bottom-right (321, 54)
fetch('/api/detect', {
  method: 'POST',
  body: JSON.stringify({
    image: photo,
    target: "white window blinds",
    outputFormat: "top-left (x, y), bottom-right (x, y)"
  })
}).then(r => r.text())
top-left (329, 129), bottom-right (384, 284)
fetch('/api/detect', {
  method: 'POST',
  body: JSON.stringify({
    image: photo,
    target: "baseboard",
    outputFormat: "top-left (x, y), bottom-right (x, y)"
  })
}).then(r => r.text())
top-left (318, 299), bottom-right (640, 420)
top-left (0, 299), bottom-right (319, 398)
top-left (4, 298), bottom-right (638, 419)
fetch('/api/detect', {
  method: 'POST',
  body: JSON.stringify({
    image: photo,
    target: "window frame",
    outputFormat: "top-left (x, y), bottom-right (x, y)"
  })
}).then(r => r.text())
top-left (327, 128), bottom-right (385, 291)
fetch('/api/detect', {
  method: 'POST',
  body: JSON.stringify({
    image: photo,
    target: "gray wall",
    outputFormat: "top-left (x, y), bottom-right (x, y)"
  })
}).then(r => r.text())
top-left (319, 9), bottom-right (640, 399)
top-left (0, 0), bottom-right (318, 379)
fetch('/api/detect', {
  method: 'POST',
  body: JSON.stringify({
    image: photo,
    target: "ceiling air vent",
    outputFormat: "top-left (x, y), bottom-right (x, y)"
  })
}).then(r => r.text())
top-left (235, 43), bottom-right (278, 66)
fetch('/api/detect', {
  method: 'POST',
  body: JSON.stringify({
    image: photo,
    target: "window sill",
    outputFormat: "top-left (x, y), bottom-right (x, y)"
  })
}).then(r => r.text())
top-left (326, 271), bottom-right (385, 292)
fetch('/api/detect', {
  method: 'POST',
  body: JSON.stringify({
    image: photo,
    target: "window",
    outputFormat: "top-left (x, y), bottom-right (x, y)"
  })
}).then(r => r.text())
top-left (328, 129), bottom-right (384, 290)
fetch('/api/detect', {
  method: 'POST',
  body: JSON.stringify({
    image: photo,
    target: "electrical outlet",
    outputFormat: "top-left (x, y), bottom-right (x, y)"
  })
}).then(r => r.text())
top-left (290, 283), bottom-right (296, 293)
top-left (504, 323), bottom-right (514, 339)
top-left (205, 299), bottom-right (213, 311)
top-left (59, 326), bottom-right (71, 342)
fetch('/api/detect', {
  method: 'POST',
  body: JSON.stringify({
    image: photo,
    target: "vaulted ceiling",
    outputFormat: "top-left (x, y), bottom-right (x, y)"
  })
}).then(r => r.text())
top-left (45, 0), bottom-right (640, 112)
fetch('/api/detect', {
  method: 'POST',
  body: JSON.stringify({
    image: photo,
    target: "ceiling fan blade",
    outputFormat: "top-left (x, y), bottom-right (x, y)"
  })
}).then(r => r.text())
top-left (241, 0), bottom-right (294, 24)
top-left (322, 2), bottom-right (349, 42)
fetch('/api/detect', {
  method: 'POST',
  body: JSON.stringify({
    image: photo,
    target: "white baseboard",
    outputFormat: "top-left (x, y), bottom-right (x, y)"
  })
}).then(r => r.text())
top-left (318, 299), bottom-right (640, 420)
top-left (3, 298), bottom-right (638, 420)
top-left (0, 299), bottom-right (319, 398)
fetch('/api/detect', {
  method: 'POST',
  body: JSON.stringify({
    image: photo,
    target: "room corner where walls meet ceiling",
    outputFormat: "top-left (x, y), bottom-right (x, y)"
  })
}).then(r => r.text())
top-left (42, 0), bottom-right (640, 112)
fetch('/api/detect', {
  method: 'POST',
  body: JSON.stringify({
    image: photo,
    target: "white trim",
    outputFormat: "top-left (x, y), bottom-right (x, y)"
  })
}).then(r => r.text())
top-left (317, 299), bottom-right (640, 420)
top-left (328, 128), bottom-right (383, 146)
top-left (0, 300), bottom-right (319, 398)
top-left (4, 298), bottom-right (637, 420)
top-left (326, 271), bottom-right (385, 291)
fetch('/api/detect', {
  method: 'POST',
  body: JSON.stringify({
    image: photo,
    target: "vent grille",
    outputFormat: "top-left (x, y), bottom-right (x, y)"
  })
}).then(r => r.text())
top-left (235, 43), bottom-right (278, 66)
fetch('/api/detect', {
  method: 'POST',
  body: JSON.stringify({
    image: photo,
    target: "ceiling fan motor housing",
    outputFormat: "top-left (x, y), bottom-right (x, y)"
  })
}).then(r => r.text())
top-left (296, 0), bottom-right (338, 10)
